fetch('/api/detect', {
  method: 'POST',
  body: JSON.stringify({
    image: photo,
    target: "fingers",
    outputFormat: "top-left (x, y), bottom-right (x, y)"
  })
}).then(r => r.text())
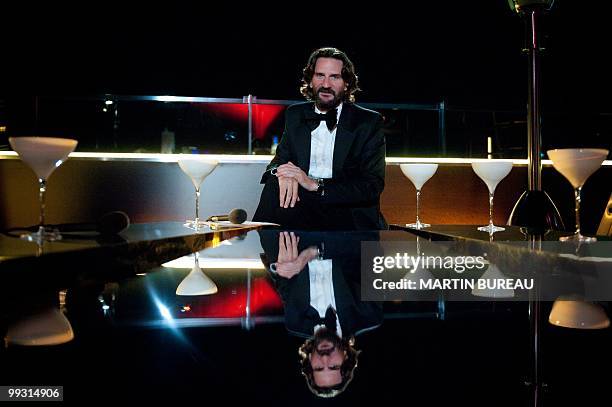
top-left (278, 231), bottom-right (287, 259)
top-left (283, 179), bottom-right (293, 208)
top-left (287, 231), bottom-right (299, 258)
top-left (278, 177), bottom-right (300, 208)
top-left (276, 162), bottom-right (304, 182)
top-left (278, 161), bottom-right (298, 170)
top-left (276, 166), bottom-right (301, 176)
top-left (291, 178), bottom-right (299, 207)
top-left (293, 234), bottom-right (300, 258)
top-left (298, 246), bottom-right (319, 262)
top-left (278, 233), bottom-right (287, 252)
top-left (280, 231), bottom-right (299, 259)
top-left (278, 177), bottom-right (293, 208)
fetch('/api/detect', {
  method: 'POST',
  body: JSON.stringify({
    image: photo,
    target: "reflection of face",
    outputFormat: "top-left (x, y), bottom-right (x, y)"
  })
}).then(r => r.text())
top-left (310, 57), bottom-right (346, 111)
top-left (310, 339), bottom-right (347, 387)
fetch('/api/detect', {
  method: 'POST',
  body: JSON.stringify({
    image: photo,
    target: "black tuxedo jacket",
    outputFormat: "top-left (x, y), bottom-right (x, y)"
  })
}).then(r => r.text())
top-left (260, 102), bottom-right (388, 230)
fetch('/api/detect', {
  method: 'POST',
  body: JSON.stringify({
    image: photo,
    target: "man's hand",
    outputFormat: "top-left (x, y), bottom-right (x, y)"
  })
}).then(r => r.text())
top-left (276, 162), bottom-right (318, 192)
top-left (278, 176), bottom-right (300, 208)
top-left (275, 231), bottom-right (319, 279)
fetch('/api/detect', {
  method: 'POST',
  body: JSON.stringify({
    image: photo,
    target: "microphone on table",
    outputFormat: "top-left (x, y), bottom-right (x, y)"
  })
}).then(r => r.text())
top-left (206, 208), bottom-right (247, 224)
top-left (56, 211), bottom-right (131, 236)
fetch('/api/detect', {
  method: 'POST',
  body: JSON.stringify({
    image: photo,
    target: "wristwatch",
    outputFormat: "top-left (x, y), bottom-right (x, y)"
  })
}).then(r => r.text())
top-left (316, 242), bottom-right (325, 260)
top-left (315, 178), bottom-right (325, 196)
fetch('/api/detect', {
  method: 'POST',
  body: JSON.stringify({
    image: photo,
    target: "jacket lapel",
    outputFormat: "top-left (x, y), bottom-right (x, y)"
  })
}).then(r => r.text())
top-left (295, 104), bottom-right (313, 173)
top-left (332, 103), bottom-right (357, 177)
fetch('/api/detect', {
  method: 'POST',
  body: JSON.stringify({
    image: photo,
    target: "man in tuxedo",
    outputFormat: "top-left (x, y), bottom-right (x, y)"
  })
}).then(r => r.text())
top-left (252, 47), bottom-right (387, 230)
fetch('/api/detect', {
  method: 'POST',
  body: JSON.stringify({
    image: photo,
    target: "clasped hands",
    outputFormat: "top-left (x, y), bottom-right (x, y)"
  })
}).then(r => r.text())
top-left (274, 231), bottom-right (320, 279)
top-left (275, 161), bottom-right (318, 208)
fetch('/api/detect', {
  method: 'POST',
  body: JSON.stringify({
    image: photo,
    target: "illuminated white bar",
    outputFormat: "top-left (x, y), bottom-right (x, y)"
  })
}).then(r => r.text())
top-left (2, 151), bottom-right (610, 166)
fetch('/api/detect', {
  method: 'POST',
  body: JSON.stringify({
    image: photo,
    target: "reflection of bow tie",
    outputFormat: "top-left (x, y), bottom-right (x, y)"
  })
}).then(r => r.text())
top-left (304, 109), bottom-right (338, 131)
top-left (309, 306), bottom-right (337, 332)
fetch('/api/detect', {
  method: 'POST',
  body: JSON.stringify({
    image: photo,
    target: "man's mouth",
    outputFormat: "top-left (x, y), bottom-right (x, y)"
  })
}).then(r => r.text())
top-left (317, 341), bottom-right (334, 352)
top-left (316, 347), bottom-right (334, 356)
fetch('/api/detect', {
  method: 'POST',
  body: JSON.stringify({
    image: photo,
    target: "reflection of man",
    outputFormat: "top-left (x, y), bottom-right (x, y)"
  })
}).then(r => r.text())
top-left (298, 326), bottom-right (359, 397)
top-left (259, 230), bottom-right (383, 397)
top-left (252, 47), bottom-right (387, 230)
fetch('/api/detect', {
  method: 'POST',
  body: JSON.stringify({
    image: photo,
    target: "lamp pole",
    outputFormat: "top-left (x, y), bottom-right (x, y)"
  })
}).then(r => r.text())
top-left (526, 7), bottom-right (542, 192)
top-left (507, 0), bottom-right (565, 233)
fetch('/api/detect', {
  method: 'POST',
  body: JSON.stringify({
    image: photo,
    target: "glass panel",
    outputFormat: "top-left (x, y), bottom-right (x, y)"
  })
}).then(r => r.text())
top-left (251, 102), bottom-right (287, 155)
top-left (1, 95), bottom-right (610, 157)
top-left (379, 108), bottom-right (441, 157)
top-left (444, 109), bottom-right (527, 159)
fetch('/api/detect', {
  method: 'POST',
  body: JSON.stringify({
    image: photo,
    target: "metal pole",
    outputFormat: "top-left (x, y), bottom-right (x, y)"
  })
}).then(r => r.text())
top-left (242, 268), bottom-right (254, 330)
top-left (526, 9), bottom-right (542, 191)
top-left (246, 94), bottom-right (254, 155)
top-left (438, 100), bottom-right (446, 156)
top-left (527, 234), bottom-right (544, 406)
top-left (113, 100), bottom-right (119, 150)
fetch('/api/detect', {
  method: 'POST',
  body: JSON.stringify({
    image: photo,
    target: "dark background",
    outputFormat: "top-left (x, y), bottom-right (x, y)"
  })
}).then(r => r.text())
top-left (2, 1), bottom-right (611, 153)
top-left (3, 1), bottom-right (611, 108)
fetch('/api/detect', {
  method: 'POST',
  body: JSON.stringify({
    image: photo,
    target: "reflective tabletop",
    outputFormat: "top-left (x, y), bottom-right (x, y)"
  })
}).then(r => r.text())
top-left (1, 227), bottom-right (610, 405)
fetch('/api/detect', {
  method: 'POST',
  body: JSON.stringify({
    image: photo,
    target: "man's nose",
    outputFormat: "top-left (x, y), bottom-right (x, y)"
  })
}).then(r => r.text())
top-left (322, 77), bottom-right (331, 87)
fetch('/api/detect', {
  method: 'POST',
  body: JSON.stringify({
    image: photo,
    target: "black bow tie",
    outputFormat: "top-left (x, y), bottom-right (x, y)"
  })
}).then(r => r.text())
top-left (308, 306), bottom-right (337, 332)
top-left (304, 108), bottom-right (338, 132)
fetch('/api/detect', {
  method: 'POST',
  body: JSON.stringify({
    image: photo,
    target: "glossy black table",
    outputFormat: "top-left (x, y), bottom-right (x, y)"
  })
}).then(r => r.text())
top-left (0, 222), bottom-right (262, 284)
top-left (0, 227), bottom-right (610, 406)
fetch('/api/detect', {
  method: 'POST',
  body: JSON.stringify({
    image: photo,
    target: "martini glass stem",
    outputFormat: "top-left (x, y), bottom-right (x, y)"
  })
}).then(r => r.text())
top-left (38, 178), bottom-right (47, 231)
top-left (573, 186), bottom-right (582, 236)
top-left (488, 192), bottom-right (495, 229)
top-left (194, 187), bottom-right (201, 226)
top-left (415, 189), bottom-right (422, 226)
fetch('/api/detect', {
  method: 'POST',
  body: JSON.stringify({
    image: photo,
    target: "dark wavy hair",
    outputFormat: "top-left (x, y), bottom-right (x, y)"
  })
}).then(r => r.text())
top-left (298, 335), bottom-right (361, 398)
top-left (300, 47), bottom-right (361, 103)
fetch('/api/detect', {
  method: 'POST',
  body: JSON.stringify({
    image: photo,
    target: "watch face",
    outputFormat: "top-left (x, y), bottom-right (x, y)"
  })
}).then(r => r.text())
top-left (316, 179), bottom-right (324, 193)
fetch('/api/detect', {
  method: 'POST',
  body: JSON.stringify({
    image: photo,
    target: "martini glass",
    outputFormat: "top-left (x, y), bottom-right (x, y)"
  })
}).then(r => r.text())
top-left (176, 252), bottom-right (218, 296)
top-left (402, 236), bottom-right (435, 289)
top-left (177, 157), bottom-right (218, 231)
top-left (471, 263), bottom-right (515, 299)
top-left (547, 148), bottom-right (609, 243)
top-left (399, 164), bottom-right (438, 229)
top-left (5, 307), bottom-right (75, 346)
top-left (549, 295), bottom-right (610, 329)
top-left (471, 161), bottom-right (513, 234)
top-left (8, 137), bottom-right (78, 242)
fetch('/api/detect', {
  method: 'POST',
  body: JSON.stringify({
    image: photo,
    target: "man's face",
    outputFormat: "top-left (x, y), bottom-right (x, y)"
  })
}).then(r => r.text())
top-left (309, 339), bottom-right (347, 387)
top-left (310, 57), bottom-right (346, 111)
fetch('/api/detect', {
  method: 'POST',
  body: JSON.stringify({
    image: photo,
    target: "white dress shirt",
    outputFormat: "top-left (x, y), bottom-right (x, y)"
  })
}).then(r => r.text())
top-left (308, 103), bottom-right (343, 179)
top-left (309, 259), bottom-right (342, 337)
